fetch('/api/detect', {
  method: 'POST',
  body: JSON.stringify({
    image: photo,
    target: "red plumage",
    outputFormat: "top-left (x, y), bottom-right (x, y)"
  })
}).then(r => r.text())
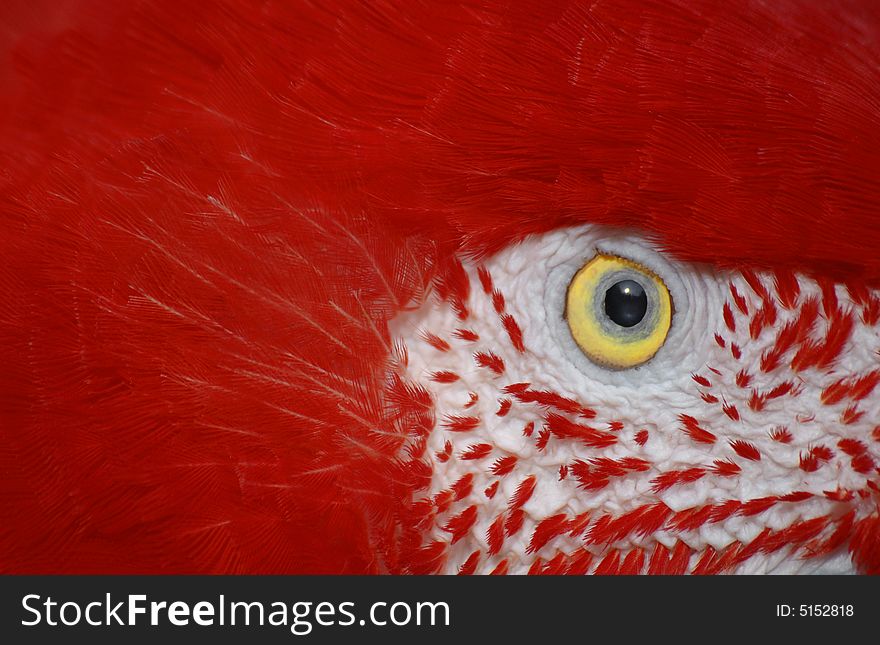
top-left (0, 0), bottom-right (878, 573)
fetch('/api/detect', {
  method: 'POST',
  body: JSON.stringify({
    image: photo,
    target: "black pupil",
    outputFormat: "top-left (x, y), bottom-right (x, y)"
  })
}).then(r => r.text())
top-left (604, 280), bottom-right (648, 328)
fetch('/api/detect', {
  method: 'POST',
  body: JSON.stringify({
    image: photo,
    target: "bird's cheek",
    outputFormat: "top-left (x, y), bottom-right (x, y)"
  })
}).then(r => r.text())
top-left (386, 224), bottom-right (880, 575)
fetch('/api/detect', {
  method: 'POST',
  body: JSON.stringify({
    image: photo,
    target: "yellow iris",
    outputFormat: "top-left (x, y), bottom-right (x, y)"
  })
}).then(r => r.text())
top-left (565, 254), bottom-right (672, 369)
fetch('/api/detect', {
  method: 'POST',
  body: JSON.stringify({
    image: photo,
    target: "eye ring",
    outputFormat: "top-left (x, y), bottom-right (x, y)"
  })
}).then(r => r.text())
top-left (565, 254), bottom-right (673, 369)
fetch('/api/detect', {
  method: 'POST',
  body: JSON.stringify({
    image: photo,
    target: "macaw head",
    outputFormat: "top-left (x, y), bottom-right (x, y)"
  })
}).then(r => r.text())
top-left (1, 0), bottom-right (878, 574)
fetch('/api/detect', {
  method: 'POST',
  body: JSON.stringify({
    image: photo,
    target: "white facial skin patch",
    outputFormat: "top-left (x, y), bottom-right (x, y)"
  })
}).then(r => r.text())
top-left (389, 225), bottom-right (880, 575)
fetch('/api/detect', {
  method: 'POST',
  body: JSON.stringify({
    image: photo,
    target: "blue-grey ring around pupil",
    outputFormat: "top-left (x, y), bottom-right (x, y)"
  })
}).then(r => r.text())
top-left (605, 279), bottom-right (647, 327)
top-left (591, 269), bottom-right (660, 341)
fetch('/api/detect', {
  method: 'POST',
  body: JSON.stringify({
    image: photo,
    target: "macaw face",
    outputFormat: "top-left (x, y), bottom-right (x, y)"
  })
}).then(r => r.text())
top-left (389, 225), bottom-right (880, 574)
top-left (3, 0), bottom-right (879, 576)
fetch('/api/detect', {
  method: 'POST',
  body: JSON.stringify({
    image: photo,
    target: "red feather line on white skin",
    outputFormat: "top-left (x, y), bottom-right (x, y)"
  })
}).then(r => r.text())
top-left (389, 226), bottom-right (880, 575)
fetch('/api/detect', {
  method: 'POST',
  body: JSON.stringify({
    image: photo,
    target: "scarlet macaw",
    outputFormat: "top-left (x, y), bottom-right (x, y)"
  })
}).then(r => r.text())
top-left (1, 0), bottom-right (879, 574)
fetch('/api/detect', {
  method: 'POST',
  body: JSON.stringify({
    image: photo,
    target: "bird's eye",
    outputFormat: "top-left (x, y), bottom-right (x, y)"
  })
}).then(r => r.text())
top-left (565, 254), bottom-right (672, 369)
